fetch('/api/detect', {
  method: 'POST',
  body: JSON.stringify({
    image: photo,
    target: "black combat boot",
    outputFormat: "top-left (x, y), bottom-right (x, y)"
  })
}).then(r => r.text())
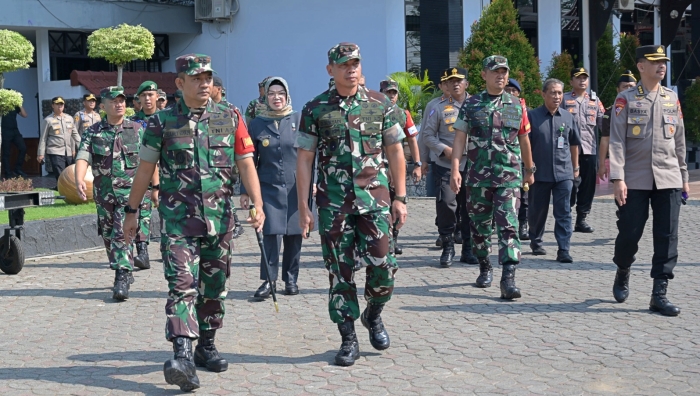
top-left (360, 303), bottom-right (390, 350)
top-left (500, 264), bottom-right (522, 300)
top-left (194, 329), bottom-right (228, 372)
top-left (164, 337), bottom-right (200, 392)
top-left (460, 243), bottom-right (478, 264)
top-left (133, 242), bottom-right (150, 270)
top-left (649, 279), bottom-right (681, 316)
top-left (335, 321), bottom-right (360, 366)
top-left (393, 228), bottom-right (403, 255)
top-left (518, 222), bottom-right (529, 240)
top-left (439, 235), bottom-right (455, 268)
top-left (112, 268), bottom-right (130, 301)
top-left (475, 257), bottom-right (493, 288)
top-left (574, 213), bottom-right (594, 233)
top-left (612, 267), bottom-right (631, 303)
top-left (435, 236), bottom-right (442, 247)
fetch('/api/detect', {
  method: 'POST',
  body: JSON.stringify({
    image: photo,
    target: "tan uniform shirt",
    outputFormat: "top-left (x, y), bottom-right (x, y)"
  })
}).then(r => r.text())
top-left (561, 91), bottom-right (605, 155)
top-left (73, 110), bottom-right (100, 153)
top-left (609, 84), bottom-right (688, 190)
top-left (38, 113), bottom-right (80, 156)
top-left (422, 95), bottom-right (467, 170)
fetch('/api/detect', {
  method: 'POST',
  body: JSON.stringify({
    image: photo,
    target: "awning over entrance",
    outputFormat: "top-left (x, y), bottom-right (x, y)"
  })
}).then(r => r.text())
top-left (70, 71), bottom-right (179, 96)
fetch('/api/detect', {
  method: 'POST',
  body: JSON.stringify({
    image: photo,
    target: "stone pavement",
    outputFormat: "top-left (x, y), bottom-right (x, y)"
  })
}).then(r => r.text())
top-left (1, 199), bottom-right (700, 395)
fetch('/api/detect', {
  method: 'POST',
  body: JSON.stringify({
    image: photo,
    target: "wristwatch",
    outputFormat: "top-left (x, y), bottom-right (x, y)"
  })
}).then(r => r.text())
top-left (151, 184), bottom-right (160, 190)
top-left (525, 165), bottom-right (537, 174)
top-left (574, 166), bottom-right (580, 171)
top-left (414, 161), bottom-right (423, 167)
top-left (394, 195), bottom-right (409, 204)
top-left (125, 205), bottom-right (139, 214)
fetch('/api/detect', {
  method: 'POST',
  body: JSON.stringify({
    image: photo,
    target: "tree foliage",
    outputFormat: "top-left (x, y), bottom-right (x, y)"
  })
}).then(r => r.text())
top-left (388, 70), bottom-right (437, 125)
top-left (617, 33), bottom-right (640, 82)
top-left (596, 24), bottom-right (619, 108)
top-left (0, 89), bottom-right (23, 116)
top-left (544, 51), bottom-right (574, 93)
top-left (87, 24), bottom-right (154, 67)
top-left (0, 30), bottom-right (34, 75)
top-left (458, 0), bottom-right (542, 107)
top-left (682, 79), bottom-right (700, 143)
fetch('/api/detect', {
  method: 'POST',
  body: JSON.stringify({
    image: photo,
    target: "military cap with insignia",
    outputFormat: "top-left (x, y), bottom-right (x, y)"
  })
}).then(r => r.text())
top-left (176, 53), bottom-right (215, 76)
top-left (136, 80), bottom-right (158, 96)
top-left (636, 45), bottom-right (670, 62)
top-left (571, 67), bottom-right (589, 78)
top-left (441, 67), bottom-right (468, 81)
top-left (483, 55), bottom-right (510, 71)
top-left (83, 93), bottom-right (96, 101)
top-left (618, 70), bottom-right (637, 84)
top-left (328, 42), bottom-right (361, 65)
top-left (100, 86), bottom-right (126, 100)
top-left (379, 79), bottom-right (399, 93)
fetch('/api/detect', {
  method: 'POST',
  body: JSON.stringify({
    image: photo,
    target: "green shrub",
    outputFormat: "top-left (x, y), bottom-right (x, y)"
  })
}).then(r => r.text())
top-left (597, 24), bottom-right (619, 108)
top-left (683, 78), bottom-right (700, 143)
top-left (545, 51), bottom-right (574, 93)
top-left (389, 70), bottom-right (436, 125)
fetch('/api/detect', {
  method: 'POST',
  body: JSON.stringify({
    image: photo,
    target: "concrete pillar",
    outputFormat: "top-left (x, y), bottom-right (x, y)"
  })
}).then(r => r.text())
top-left (538, 0), bottom-right (562, 76)
top-left (420, 0), bottom-right (463, 84)
top-left (582, 0), bottom-right (591, 74)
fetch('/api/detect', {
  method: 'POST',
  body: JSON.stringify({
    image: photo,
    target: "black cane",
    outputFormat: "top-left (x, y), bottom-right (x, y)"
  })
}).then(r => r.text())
top-left (249, 204), bottom-right (279, 312)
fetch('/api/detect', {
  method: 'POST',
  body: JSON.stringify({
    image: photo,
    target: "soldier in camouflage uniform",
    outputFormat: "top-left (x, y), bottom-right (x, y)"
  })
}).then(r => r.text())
top-left (245, 76), bottom-right (271, 125)
top-left (296, 43), bottom-right (408, 367)
top-left (211, 75), bottom-right (245, 238)
top-left (123, 54), bottom-right (265, 392)
top-left (130, 80), bottom-right (163, 270)
top-left (74, 86), bottom-right (159, 301)
top-left (450, 55), bottom-right (535, 299)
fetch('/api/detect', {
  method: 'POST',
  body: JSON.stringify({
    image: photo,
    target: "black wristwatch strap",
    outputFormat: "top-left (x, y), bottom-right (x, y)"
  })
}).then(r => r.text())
top-left (151, 184), bottom-right (160, 190)
top-left (125, 205), bottom-right (139, 214)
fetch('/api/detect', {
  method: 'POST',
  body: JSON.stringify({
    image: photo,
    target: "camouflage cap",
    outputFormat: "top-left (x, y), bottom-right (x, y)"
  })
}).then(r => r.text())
top-left (328, 42), bottom-right (361, 65)
top-left (100, 86), bottom-right (126, 100)
top-left (157, 89), bottom-right (166, 100)
top-left (176, 53), bottom-right (215, 76)
top-left (482, 55), bottom-right (510, 71)
top-left (136, 80), bottom-right (158, 96)
top-left (379, 79), bottom-right (399, 93)
top-left (133, 93), bottom-right (140, 103)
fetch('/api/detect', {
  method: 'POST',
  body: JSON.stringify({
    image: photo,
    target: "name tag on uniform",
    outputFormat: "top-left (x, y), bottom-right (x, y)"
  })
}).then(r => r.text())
top-left (209, 112), bottom-right (235, 135)
top-left (164, 125), bottom-right (194, 138)
top-left (557, 136), bottom-right (565, 149)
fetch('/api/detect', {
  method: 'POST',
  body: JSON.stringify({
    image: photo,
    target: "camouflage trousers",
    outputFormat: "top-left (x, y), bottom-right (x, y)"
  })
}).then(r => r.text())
top-left (319, 208), bottom-right (398, 324)
top-left (96, 202), bottom-right (134, 271)
top-left (161, 231), bottom-right (232, 341)
top-left (467, 187), bottom-right (521, 265)
top-left (135, 189), bottom-right (152, 244)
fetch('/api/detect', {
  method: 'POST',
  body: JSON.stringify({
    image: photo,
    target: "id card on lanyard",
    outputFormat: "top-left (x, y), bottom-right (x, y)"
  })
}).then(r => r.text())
top-left (557, 124), bottom-right (565, 149)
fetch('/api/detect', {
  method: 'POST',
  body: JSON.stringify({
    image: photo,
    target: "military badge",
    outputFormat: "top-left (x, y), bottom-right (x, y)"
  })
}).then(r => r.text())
top-left (614, 97), bottom-right (626, 116)
top-left (632, 126), bottom-right (641, 136)
top-left (669, 126), bottom-right (675, 135)
top-left (262, 138), bottom-right (269, 147)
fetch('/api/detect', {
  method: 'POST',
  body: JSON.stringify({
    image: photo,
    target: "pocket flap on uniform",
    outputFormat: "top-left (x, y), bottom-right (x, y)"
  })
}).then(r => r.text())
top-left (664, 115), bottom-right (678, 124)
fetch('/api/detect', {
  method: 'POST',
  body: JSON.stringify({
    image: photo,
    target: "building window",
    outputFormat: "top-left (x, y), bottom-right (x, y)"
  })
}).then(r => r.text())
top-left (48, 31), bottom-right (169, 81)
top-left (406, 0), bottom-right (421, 74)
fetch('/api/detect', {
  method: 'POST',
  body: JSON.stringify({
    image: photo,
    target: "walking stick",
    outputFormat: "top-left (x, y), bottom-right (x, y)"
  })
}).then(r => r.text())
top-left (249, 204), bottom-right (279, 312)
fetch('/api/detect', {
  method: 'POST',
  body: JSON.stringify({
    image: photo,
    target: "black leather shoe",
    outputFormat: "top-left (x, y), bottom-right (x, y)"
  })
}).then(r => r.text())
top-left (574, 214), bottom-right (594, 233)
top-left (518, 222), bottom-right (529, 241)
top-left (439, 235), bottom-right (455, 267)
top-left (194, 330), bottom-right (228, 372)
top-left (460, 245), bottom-right (478, 264)
top-left (531, 245), bottom-right (547, 256)
top-left (285, 282), bottom-right (299, 295)
top-left (164, 337), bottom-right (200, 392)
top-left (133, 242), bottom-right (150, 270)
top-left (556, 250), bottom-right (573, 263)
top-left (612, 267), bottom-right (630, 303)
top-left (360, 304), bottom-right (390, 350)
top-left (112, 268), bottom-right (130, 301)
top-left (475, 258), bottom-right (493, 288)
top-left (500, 264), bottom-right (521, 300)
top-left (335, 321), bottom-right (360, 366)
top-left (253, 281), bottom-right (275, 299)
top-left (649, 279), bottom-right (681, 316)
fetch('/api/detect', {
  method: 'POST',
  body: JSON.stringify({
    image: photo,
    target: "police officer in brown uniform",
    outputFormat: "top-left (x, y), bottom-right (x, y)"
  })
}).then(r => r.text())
top-left (561, 67), bottom-right (605, 233)
top-left (609, 45), bottom-right (688, 316)
top-left (38, 96), bottom-right (81, 179)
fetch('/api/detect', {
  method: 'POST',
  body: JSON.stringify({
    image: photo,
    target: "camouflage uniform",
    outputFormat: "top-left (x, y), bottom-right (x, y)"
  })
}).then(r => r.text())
top-left (76, 89), bottom-right (144, 272)
top-left (131, 109), bottom-right (158, 245)
top-left (453, 57), bottom-right (530, 266)
top-left (296, 47), bottom-right (405, 324)
top-left (138, 55), bottom-right (255, 341)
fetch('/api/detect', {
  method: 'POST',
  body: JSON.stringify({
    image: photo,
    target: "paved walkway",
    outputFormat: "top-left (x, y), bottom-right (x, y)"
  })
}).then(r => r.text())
top-left (1, 199), bottom-right (699, 395)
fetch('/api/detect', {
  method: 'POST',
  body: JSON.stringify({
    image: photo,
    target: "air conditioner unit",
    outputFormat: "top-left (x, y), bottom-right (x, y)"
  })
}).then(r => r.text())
top-left (195, 0), bottom-right (231, 22)
top-left (615, 0), bottom-right (635, 12)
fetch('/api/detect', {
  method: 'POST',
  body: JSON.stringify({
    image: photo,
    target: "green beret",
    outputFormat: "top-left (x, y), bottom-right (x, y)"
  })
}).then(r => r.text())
top-left (136, 81), bottom-right (158, 96)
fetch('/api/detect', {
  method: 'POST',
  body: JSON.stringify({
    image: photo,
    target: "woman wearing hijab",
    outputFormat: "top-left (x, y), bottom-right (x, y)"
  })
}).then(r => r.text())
top-left (241, 77), bottom-right (304, 298)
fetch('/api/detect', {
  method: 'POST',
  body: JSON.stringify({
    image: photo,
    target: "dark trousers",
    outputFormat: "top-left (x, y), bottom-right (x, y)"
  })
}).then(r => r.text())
top-left (426, 162), bottom-right (437, 197)
top-left (613, 187), bottom-right (680, 280)
top-left (518, 188), bottom-right (528, 222)
top-left (434, 165), bottom-right (470, 242)
top-left (528, 180), bottom-right (573, 251)
top-left (1, 130), bottom-right (26, 175)
top-left (570, 154), bottom-right (597, 215)
top-left (260, 234), bottom-right (302, 283)
top-left (48, 154), bottom-right (73, 180)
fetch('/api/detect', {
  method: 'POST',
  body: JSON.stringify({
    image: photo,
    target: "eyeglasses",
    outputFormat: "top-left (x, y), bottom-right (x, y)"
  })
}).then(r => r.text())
top-left (267, 91), bottom-right (287, 98)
